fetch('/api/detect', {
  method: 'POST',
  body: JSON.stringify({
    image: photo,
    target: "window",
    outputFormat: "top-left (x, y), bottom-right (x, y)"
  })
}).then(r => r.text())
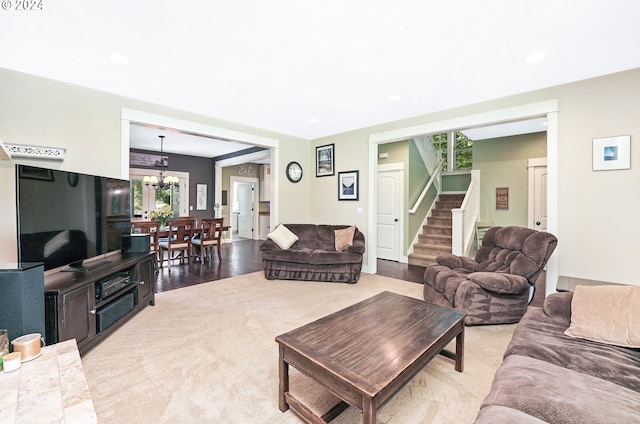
top-left (431, 131), bottom-right (473, 171)
top-left (129, 169), bottom-right (190, 219)
top-left (454, 131), bottom-right (473, 170)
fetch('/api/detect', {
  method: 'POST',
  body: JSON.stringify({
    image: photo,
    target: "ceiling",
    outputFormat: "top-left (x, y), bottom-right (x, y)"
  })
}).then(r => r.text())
top-left (129, 123), bottom-right (259, 159)
top-left (2, 1), bottom-right (640, 155)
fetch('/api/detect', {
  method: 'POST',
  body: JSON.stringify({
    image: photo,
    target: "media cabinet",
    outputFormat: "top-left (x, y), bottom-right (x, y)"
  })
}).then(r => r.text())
top-left (44, 251), bottom-right (155, 355)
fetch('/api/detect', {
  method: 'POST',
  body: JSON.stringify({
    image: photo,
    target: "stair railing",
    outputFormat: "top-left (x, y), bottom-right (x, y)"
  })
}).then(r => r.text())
top-left (451, 170), bottom-right (481, 256)
top-left (408, 158), bottom-right (443, 215)
top-left (409, 134), bottom-right (443, 215)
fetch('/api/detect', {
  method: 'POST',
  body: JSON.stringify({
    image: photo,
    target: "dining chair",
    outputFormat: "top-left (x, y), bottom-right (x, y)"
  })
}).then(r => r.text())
top-left (158, 219), bottom-right (193, 268)
top-left (131, 220), bottom-right (161, 269)
top-left (191, 218), bottom-right (224, 263)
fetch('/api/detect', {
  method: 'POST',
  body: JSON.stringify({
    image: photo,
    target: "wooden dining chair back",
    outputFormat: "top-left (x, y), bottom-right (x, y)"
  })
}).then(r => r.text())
top-left (191, 218), bottom-right (224, 263)
top-left (158, 219), bottom-right (193, 268)
top-left (131, 220), bottom-right (161, 268)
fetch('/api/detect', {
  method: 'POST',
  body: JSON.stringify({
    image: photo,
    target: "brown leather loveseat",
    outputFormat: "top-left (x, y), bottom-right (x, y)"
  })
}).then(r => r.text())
top-left (260, 224), bottom-right (365, 283)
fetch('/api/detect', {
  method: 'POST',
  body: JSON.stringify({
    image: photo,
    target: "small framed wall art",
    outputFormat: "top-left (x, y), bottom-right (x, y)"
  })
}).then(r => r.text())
top-left (592, 135), bottom-right (631, 171)
top-left (338, 170), bottom-right (359, 201)
top-left (496, 187), bottom-right (509, 210)
top-left (196, 184), bottom-right (207, 210)
top-left (316, 143), bottom-right (335, 177)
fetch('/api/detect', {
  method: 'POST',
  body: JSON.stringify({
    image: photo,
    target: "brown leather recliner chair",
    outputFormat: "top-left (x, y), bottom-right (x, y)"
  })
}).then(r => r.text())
top-left (423, 226), bottom-right (557, 325)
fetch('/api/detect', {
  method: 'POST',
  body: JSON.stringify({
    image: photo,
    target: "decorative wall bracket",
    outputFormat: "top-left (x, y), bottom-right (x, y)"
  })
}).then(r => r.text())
top-left (0, 141), bottom-right (66, 161)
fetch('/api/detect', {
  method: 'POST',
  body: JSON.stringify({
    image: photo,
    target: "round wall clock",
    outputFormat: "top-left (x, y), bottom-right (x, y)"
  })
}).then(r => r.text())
top-left (286, 161), bottom-right (303, 183)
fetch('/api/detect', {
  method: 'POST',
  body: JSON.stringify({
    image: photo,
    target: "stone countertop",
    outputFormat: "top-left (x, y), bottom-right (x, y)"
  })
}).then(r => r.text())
top-left (0, 339), bottom-right (97, 423)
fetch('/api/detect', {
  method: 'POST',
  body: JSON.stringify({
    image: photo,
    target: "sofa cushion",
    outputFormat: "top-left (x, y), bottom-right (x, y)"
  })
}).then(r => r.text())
top-left (261, 248), bottom-right (312, 264)
top-left (504, 307), bottom-right (640, 393)
top-left (475, 227), bottom-right (557, 283)
top-left (285, 224), bottom-right (318, 249)
top-left (480, 355), bottom-right (640, 424)
top-left (467, 271), bottom-right (529, 294)
top-left (309, 250), bottom-right (363, 265)
top-left (565, 285), bottom-right (640, 348)
top-left (267, 224), bottom-right (299, 249)
top-left (334, 225), bottom-right (356, 251)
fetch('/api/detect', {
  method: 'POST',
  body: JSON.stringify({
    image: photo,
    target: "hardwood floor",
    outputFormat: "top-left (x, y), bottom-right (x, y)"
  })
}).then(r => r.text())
top-left (154, 239), bottom-right (425, 293)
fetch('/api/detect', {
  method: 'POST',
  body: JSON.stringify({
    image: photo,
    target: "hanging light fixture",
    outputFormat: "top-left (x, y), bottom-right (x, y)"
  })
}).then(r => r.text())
top-left (143, 135), bottom-right (180, 189)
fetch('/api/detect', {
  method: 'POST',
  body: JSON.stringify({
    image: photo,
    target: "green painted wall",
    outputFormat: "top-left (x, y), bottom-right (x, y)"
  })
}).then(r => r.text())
top-left (474, 132), bottom-right (547, 226)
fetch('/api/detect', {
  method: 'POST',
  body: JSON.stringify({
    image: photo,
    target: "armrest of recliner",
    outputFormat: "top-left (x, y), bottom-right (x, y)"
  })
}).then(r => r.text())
top-left (467, 272), bottom-right (530, 294)
top-left (435, 253), bottom-right (479, 271)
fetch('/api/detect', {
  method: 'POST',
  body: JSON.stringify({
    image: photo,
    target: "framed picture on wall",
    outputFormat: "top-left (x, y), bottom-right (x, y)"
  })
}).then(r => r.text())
top-left (338, 170), bottom-right (359, 201)
top-left (316, 143), bottom-right (335, 177)
top-left (592, 135), bottom-right (631, 171)
top-left (496, 187), bottom-right (509, 210)
top-left (196, 184), bottom-right (207, 210)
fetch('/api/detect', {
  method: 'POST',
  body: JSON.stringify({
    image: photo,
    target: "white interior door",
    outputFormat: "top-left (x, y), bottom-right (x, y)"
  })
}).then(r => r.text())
top-left (533, 166), bottom-right (548, 231)
top-left (236, 182), bottom-right (255, 239)
top-left (377, 165), bottom-right (403, 261)
top-left (528, 158), bottom-right (547, 231)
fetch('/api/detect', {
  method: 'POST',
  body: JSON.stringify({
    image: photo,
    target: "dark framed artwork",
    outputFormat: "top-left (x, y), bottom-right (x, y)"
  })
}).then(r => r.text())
top-left (316, 143), bottom-right (335, 177)
top-left (496, 187), bottom-right (509, 210)
top-left (338, 170), bottom-right (359, 201)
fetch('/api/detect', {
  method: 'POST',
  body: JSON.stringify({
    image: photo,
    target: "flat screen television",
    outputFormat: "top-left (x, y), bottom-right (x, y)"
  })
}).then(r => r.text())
top-left (16, 164), bottom-right (131, 272)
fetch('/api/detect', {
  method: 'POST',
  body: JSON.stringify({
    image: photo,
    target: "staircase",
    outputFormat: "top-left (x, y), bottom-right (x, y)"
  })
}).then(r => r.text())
top-left (408, 193), bottom-right (465, 267)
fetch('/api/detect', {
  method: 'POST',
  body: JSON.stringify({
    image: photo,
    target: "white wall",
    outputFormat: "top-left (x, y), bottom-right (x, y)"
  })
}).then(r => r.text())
top-left (310, 68), bottom-right (640, 287)
top-left (0, 67), bottom-right (311, 263)
top-left (4, 66), bottom-right (640, 289)
top-left (474, 132), bottom-right (547, 227)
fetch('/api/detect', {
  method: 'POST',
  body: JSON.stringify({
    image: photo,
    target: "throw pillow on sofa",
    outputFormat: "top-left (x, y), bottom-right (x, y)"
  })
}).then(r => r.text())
top-left (268, 224), bottom-right (299, 249)
top-left (564, 284), bottom-right (640, 348)
top-left (334, 225), bottom-right (356, 251)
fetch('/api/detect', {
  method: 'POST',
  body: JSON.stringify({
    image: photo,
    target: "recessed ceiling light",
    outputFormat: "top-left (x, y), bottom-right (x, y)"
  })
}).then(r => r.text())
top-left (524, 51), bottom-right (546, 63)
top-left (109, 53), bottom-right (129, 65)
top-left (308, 118), bottom-right (319, 124)
top-left (388, 95), bottom-right (402, 102)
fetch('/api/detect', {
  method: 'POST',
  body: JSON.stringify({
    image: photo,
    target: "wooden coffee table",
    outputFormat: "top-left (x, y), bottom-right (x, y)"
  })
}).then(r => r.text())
top-left (275, 291), bottom-right (466, 424)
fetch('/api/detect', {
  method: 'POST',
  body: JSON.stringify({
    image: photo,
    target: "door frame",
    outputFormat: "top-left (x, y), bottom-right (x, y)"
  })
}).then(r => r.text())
top-left (120, 108), bottom-right (280, 230)
top-left (367, 100), bottom-right (559, 295)
top-left (377, 163), bottom-right (404, 262)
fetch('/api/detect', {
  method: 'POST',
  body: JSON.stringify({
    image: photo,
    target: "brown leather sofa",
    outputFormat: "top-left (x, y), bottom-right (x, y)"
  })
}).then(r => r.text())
top-left (260, 224), bottom-right (365, 283)
top-left (474, 291), bottom-right (640, 423)
top-left (424, 226), bottom-right (557, 325)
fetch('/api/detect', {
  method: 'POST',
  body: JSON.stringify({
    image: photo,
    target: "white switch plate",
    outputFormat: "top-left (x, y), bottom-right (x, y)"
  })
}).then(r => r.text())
top-left (356, 207), bottom-right (363, 214)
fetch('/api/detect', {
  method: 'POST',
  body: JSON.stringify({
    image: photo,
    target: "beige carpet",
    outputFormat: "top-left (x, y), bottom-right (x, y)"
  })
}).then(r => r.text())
top-left (82, 272), bottom-right (516, 424)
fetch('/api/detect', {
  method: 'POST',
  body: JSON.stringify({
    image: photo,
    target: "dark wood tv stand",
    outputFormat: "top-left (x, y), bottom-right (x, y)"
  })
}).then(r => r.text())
top-left (44, 251), bottom-right (155, 355)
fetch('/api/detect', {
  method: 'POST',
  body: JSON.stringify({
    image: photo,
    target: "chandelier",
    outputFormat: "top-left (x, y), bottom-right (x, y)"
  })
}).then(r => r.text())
top-left (143, 135), bottom-right (179, 190)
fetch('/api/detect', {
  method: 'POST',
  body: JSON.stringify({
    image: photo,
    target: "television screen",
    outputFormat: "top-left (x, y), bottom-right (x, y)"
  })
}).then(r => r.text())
top-left (16, 165), bottom-right (131, 271)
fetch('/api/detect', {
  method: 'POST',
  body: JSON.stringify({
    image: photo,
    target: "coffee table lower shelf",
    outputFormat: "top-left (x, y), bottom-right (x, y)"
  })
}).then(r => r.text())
top-left (276, 291), bottom-right (466, 424)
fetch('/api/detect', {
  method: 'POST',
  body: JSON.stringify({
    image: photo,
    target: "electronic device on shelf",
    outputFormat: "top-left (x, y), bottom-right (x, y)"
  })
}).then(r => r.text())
top-left (15, 164), bottom-right (131, 272)
top-left (95, 272), bottom-right (132, 300)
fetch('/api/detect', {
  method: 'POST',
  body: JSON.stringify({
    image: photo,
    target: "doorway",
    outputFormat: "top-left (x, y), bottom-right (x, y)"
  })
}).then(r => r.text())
top-left (367, 100), bottom-right (559, 293)
top-left (230, 176), bottom-right (259, 240)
